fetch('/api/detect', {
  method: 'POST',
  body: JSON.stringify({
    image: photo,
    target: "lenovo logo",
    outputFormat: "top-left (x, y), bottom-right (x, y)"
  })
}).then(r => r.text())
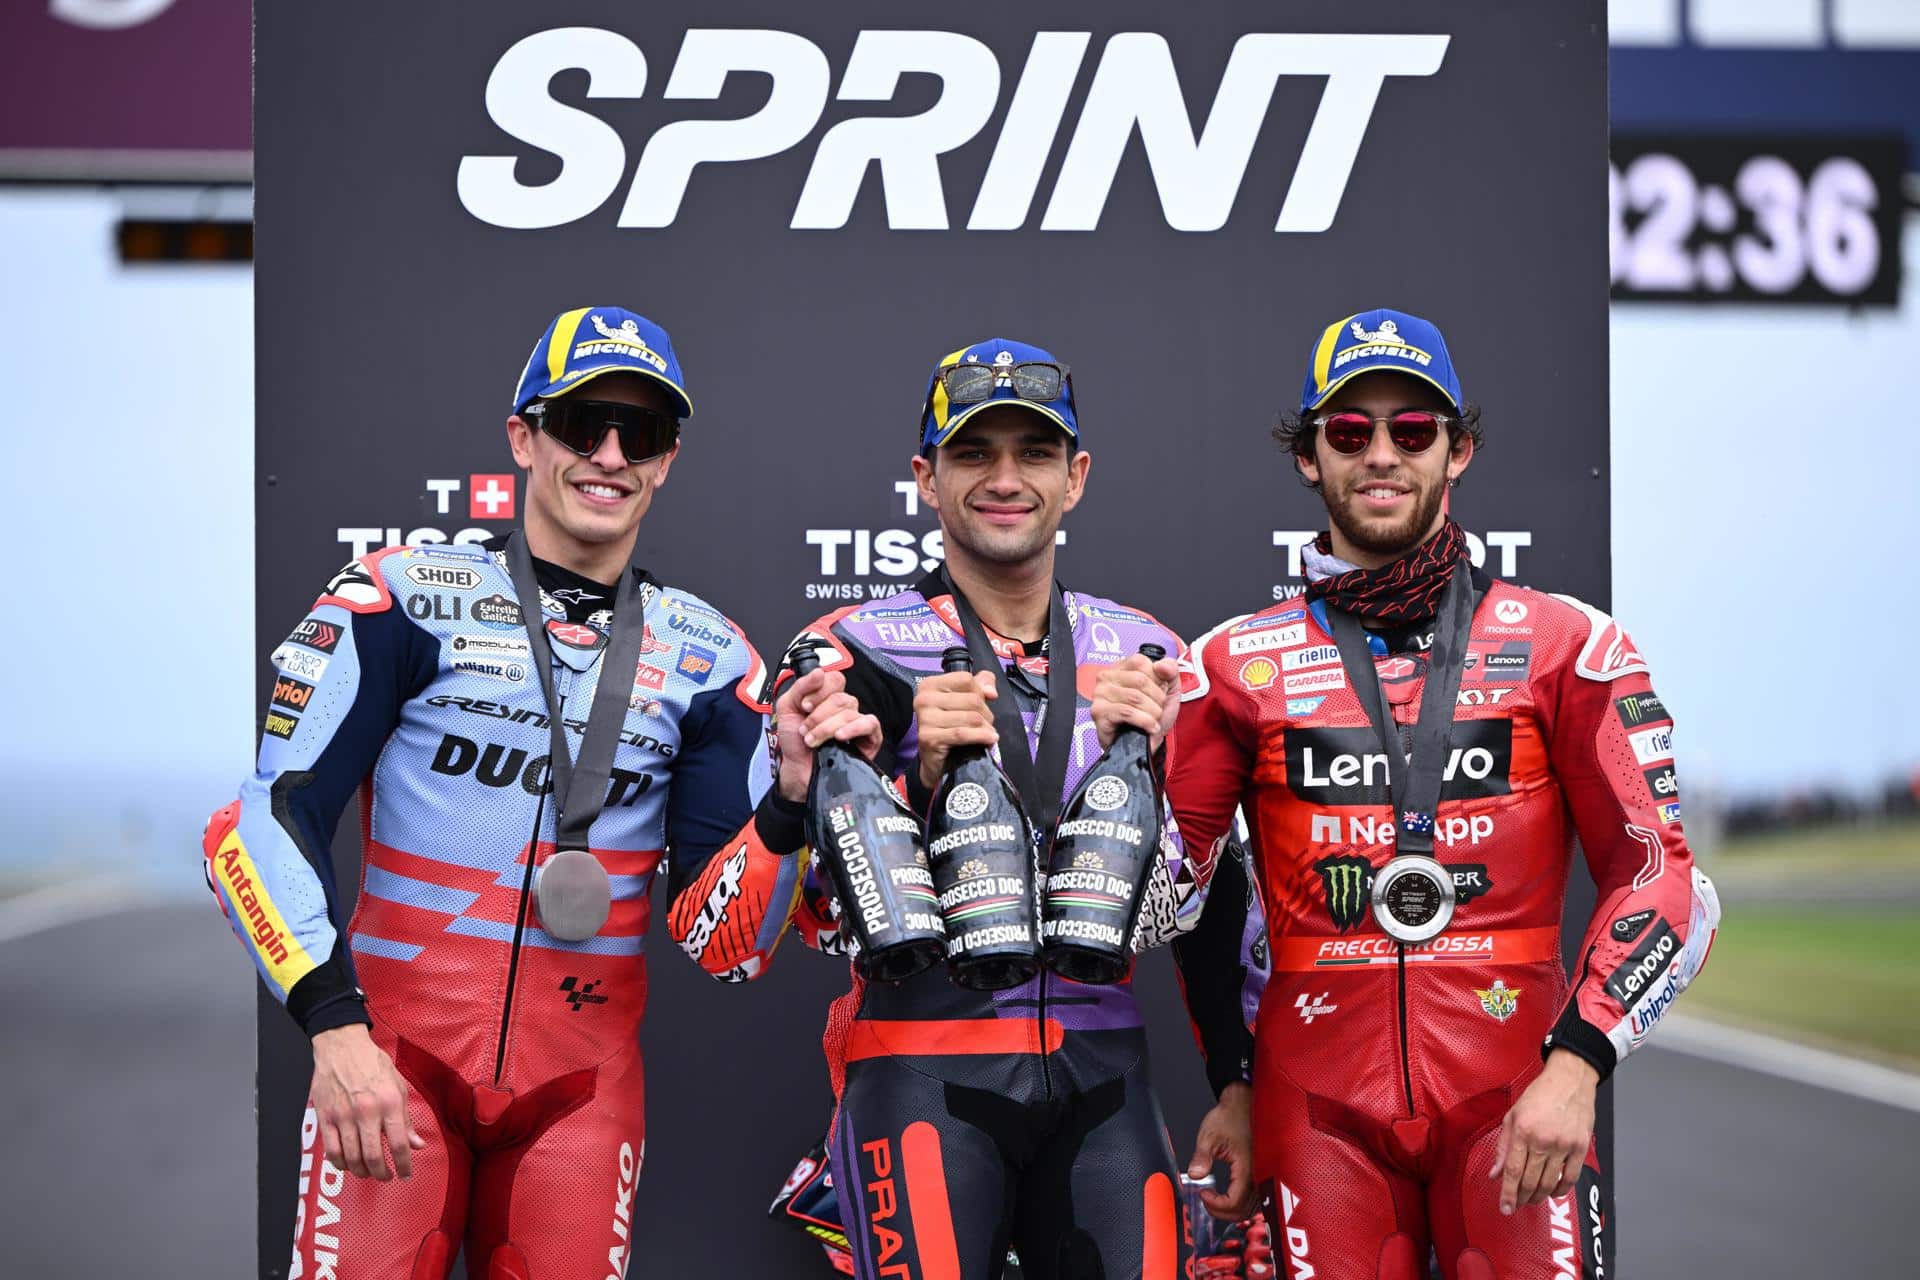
top-left (457, 28), bottom-right (1450, 232)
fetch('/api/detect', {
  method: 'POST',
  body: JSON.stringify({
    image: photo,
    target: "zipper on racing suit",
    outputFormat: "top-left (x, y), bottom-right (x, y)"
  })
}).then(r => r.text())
top-left (1392, 718), bottom-right (1417, 1114)
top-left (493, 684), bottom-right (563, 1086)
top-left (1394, 948), bottom-right (1416, 1114)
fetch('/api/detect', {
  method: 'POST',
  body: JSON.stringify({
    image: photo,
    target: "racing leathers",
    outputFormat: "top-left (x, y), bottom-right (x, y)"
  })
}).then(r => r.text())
top-left (667, 571), bottom-right (1226, 1280)
top-left (1167, 571), bottom-right (1721, 1280)
top-left (202, 541), bottom-right (770, 1279)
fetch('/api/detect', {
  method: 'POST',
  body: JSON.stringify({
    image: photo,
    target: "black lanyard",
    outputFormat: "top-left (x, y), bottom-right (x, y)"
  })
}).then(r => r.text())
top-left (941, 570), bottom-right (1077, 834)
top-left (1324, 561), bottom-right (1474, 858)
top-left (504, 532), bottom-right (653, 851)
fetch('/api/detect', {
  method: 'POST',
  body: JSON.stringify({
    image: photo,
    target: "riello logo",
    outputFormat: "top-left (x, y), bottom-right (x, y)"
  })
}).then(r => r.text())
top-left (456, 28), bottom-right (1451, 232)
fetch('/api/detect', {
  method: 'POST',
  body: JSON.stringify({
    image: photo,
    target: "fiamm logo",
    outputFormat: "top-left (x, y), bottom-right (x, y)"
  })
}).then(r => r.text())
top-left (457, 29), bottom-right (1450, 232)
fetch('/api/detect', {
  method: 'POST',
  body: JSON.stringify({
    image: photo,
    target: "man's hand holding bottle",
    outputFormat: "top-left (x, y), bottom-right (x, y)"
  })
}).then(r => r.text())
top-left (912, 666), bottom-right (1002, 794)
top-left (772, 666), bottom-right (885, 802)
top-left (1089, 651), bottom-right (1181, 752)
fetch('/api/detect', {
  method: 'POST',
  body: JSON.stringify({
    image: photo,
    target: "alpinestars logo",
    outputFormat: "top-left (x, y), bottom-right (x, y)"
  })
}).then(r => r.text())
top-left (457, 29), bottom-right (1449, 233)
top-left (1315, 855), bottom-right (1372, 931)
top-left (559, 976), bottom-right (608, 1011)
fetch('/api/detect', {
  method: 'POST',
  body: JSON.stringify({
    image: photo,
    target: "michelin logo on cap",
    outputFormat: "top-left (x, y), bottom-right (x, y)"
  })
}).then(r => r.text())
top-left (512, 305), bottom-right (693, 418)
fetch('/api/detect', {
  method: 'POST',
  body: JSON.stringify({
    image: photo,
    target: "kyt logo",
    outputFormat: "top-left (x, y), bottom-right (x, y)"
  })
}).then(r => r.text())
top-left (457, 29), bottom-right (1449, 233)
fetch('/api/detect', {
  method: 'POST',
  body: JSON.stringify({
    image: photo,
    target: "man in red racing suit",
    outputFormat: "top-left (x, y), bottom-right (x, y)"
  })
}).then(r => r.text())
top-left (1166, 309), bottom-right (1720, 1280)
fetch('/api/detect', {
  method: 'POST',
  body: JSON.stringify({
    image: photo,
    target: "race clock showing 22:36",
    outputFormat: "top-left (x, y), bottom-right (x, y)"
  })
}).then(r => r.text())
top-left (1610, 136), bottom-right (1905, 307)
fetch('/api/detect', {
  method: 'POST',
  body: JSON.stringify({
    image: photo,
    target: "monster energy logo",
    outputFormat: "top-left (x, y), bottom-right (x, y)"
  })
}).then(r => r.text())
top-left (1614, 693), bottom-right (1669, 730)
top-left (1314, 855), bottom-right (1373, 931)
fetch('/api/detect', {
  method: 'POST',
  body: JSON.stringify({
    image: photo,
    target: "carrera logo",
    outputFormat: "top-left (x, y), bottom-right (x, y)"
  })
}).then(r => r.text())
top-left (1284, 722), bottom-right (1512, 805)
top-left (456, 29), bottom-right (1450, 234)
top-left (1282, 666), bottom-right (1344, 695)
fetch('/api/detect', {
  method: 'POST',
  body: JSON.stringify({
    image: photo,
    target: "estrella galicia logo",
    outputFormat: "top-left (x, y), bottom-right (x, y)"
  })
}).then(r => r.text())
top-left (1614, 692), bottom-right (1670, 730)
top-left (1314, 855), bottom-right (1373, 932)
top-left (472, 593), bottom-right (523, 629)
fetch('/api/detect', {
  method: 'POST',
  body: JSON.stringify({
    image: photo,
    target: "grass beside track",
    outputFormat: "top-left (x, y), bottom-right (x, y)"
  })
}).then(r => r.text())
top-left (1680, 906), bottom-right (1920, 1065)
top-left (1679, 819), bottom-right (1920, 1066)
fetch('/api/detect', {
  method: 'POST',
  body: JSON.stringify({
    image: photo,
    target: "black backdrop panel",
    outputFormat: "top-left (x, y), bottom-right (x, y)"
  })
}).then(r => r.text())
top-left (256, 4), bottom-right (1608, 1275)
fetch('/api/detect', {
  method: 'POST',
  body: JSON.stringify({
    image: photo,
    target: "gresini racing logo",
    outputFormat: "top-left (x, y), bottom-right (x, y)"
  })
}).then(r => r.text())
top-left (457, 29), bottom-right (1449, 233)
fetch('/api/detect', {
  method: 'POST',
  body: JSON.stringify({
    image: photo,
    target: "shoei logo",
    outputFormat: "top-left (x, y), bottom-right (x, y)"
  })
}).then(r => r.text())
top-left (456, 29), bottom-right (1450, 233)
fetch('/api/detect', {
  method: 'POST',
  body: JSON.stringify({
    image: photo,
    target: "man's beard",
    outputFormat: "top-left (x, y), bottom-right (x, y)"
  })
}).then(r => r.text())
top-left (1325, 478), bottom-right (1446, 560)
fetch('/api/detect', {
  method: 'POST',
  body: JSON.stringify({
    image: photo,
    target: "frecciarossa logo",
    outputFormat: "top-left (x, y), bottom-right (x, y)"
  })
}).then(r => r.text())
top-left (1284, 722), bottom-right (1514, 804)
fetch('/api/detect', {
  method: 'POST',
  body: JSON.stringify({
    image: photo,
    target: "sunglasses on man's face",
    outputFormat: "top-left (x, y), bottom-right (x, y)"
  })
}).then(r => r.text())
top-left (1312, 409), bottom-right (1457, 457)
top-left (522, 399), bottom-right (681, 464)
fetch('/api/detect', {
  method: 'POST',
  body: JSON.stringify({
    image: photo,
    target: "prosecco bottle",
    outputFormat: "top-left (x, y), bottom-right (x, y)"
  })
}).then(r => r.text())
top-left (1041, 642), bottom-right (1168, 984)
top-left (791, 644), bottom-right (945, 982)
top-left (924, 647), bottom-right (1041, 991)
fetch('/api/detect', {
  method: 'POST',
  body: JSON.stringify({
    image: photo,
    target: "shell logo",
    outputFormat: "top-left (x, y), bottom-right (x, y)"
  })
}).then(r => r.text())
top-left (1240, 656), bottom-right (1280, 690)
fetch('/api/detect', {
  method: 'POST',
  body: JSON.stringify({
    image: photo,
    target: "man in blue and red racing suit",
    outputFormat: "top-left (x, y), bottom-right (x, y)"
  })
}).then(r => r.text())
top-left (1167, 309), bottom-right (1721, 1280)
top-left (202, 306), bottom-right (780, 1278)
top-left (667, 338), bottom-right (1254, 1279)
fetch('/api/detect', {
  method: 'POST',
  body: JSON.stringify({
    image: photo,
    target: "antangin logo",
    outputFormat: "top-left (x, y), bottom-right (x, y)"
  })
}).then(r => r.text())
top-left (458, 30), bottom-right (1451, 234)
top-left (1315, 854), bottom-right (1371, 931)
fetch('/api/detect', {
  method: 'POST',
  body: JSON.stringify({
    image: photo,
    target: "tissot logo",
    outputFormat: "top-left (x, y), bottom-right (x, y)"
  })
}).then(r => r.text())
top-left (456, 29), bottom-right (1450, 233)
top-left (1284, 722), bottom-right (1513, 804)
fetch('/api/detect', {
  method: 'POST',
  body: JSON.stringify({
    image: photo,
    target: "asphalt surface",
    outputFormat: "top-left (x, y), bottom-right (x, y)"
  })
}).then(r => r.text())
top-left (3, 904), bottom-right (1915, 1278)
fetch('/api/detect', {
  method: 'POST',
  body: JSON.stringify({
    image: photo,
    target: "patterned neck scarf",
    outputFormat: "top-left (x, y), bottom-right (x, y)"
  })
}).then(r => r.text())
top-left (1303, 519), bottom-right (1468, 626)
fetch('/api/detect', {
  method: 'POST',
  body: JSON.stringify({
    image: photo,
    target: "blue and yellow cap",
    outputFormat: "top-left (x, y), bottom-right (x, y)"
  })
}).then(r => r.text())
top-left (920, 338), bottom-right (1079, 452)
top-left (1299, 308), bottom-right (1464, 415)
top-left (511, 306), bottom-right (693, 419)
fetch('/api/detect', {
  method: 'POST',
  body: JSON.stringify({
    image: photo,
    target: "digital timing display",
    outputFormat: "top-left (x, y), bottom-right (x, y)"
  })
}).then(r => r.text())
top-left (1609, 135), bottom-right (1905, 306)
